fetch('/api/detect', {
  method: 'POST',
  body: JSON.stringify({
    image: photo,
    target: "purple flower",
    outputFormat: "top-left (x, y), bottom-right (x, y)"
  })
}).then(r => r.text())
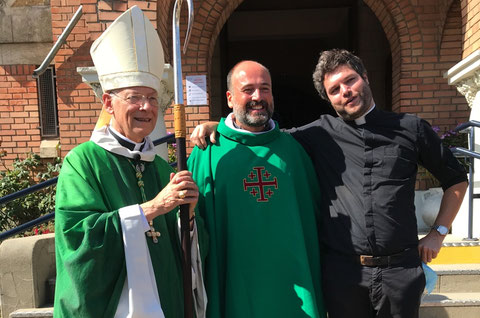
top-left (441, 130), bottom-right (456, 139)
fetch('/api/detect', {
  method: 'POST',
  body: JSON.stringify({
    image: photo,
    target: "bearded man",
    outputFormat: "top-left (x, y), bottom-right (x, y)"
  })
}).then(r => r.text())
top-left (187, 60), bottom-right (326, 318)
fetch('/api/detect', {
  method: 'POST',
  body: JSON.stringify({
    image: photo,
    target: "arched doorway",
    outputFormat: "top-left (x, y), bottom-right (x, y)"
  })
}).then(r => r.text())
top-left (209, 0), bottom-right (391, 128)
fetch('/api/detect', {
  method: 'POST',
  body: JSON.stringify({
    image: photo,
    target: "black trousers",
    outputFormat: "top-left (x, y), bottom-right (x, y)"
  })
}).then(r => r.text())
top-left (322, 253), bottom-right (425, 318)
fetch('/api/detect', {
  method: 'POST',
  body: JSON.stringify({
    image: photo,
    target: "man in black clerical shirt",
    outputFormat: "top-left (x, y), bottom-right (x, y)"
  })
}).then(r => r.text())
top-left (286, 49), bottom-right (468, 318)
top-left (190, 49), bottom-right (468, 318)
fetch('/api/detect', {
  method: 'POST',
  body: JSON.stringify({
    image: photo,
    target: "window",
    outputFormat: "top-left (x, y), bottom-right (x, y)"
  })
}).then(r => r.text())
top-left (36, 66), bottom-right (59, 137)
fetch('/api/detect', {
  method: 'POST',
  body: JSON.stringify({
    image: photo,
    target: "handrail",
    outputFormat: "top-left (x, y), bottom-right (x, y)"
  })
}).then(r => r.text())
top-left (1, 134), bottom-right (175, 205)
top-left (455, 120), bottom-right (480, 132)
top-left (451, 147), bottom-right (480, 160)
top-left (0, 134), bottom-right (177, 241)
top-left (451, 123), bottom-right (479, 241)
top-left (0, 212), bottom-right (54, 241)
top-left (0, 177), bottom-right (58, 206)
top-left (153, 133), bottom-right (175, 146)
top-left (32, 6), bottom-right (83, 78)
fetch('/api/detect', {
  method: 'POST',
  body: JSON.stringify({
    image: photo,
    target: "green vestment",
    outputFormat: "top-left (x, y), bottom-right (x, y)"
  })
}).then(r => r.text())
top-left (187, 119), bottom-right (326, 318)
top-left (54, 141), bottom-right (207, 317)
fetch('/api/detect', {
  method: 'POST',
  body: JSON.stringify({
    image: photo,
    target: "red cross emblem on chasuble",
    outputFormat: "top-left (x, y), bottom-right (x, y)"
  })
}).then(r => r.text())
top-left (243, 166), bottom-right (278, 202)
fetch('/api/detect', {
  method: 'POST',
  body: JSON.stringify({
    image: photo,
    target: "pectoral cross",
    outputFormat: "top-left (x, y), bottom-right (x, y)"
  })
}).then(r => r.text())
top-left (128, 158), bottom-right (161, 244)
top-left (146, 222), bottom-right (161, 243)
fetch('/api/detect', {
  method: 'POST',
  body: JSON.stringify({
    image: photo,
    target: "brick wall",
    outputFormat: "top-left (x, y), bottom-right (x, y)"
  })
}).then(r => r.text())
top-left (157, 0), bottom-right (471, 191)
top-left (435, 1), bottom-right (470, 130)
top-left (0, 65), bottom-right (40, 168)
top-left (392, 0), bottom-right (469, 128)
top-left (1, 0), bottom-right (476, 165)
top-left (161, 0), bottom-right (219, 146)
top-left (462, 0), bottom-right (480, 58)
top-left (416, 0), bottom-right (470, 190)
top-left (157, 0), bottom-right (470, 148)
top-left (158, 0), bottom-right (173, 63)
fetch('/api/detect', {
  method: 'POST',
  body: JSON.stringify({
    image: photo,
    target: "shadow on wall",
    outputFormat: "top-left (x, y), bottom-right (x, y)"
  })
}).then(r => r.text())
top-left (55, 40), bottom-right (96, 108)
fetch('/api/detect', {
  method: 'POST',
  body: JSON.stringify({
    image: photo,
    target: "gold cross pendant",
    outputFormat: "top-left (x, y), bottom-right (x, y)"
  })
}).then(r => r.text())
top-left (146, 224), bottom-right (161, 243)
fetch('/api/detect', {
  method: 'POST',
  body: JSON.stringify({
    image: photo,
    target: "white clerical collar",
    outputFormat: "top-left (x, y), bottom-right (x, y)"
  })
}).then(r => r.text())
top-left (109, 125), bottom-right (146, 151)
top-left (225, 113), bottom-right (275, 134)
top-left (354, 104), bottom-right (376, 125)
top-left (90, 125), bottom-right (156, 162)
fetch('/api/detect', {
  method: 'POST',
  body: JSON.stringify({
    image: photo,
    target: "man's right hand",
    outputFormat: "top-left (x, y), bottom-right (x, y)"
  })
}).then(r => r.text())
top-left (190, 121), bottom-right (219, 149)
top-left (141, 171), bottom-right (198, 222)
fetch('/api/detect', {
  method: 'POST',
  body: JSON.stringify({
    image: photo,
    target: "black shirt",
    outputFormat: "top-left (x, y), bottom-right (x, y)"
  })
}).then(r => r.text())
top-left (288, 108), bottom-right (467, 256)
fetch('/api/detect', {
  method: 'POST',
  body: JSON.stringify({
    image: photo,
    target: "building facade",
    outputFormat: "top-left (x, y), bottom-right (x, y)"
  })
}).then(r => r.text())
top-left (0, 0), bottom-right (477, 188)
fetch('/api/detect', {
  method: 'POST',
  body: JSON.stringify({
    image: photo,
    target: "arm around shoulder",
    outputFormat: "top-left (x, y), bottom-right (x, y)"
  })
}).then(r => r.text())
top-left (190, 121), bottom-right (219, 149)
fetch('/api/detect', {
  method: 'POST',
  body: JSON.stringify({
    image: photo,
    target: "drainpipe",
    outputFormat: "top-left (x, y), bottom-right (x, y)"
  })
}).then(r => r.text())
top-left (32, 5), bottom-right (83, 78)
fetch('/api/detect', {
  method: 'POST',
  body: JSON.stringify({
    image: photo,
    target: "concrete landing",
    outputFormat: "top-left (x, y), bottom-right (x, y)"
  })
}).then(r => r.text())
top-left (9, 307), bottom-right (53, 318)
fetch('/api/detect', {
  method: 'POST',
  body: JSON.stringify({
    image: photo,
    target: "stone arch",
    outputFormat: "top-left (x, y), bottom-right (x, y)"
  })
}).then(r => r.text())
top-left (362, 0), bottom-right (416, 110)
top-left (187, 0), bottom-right (244, 73)
top-left (171, 0), bottom-right (426, 112)
top-left (438, 0), bottom-right (459, 49)
top-left (436, 0), bottom-right (469, 128)
top-left (439, 0), bottom-right (462, 51)
top-left (192, 0), bottom-right (415, 111)
top-left (158, 0), bottom-right (244, 72)
top-left (157, 0), bottom-right (175, 63)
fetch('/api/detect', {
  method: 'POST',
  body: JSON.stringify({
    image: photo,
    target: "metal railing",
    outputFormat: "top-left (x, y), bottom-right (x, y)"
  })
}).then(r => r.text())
top-left (0, 134), bottom-right (175, 241)
top-left (3, 124), bottom-right (479, 242)
top-left (451, 120), bottom-right (480, 241)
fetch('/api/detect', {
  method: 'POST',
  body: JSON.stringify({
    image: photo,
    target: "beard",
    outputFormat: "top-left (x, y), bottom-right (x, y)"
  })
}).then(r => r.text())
top-left (336, 84), bottom-right (373, 121)
top-left (234, 100), bottom-right (274, 128)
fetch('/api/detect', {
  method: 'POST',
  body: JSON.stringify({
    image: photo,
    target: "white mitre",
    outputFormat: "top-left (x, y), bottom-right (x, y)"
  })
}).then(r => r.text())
top-left (90, 5), bottom-right (164, 93)
top-left (89, 6), bottom-right (169, 160)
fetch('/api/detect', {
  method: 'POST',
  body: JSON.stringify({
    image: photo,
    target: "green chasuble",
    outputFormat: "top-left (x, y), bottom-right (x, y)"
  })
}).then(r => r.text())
top-left (188, 118), bottom-right (326, 318)
top-left (54, 141), bottom-right (208, 317)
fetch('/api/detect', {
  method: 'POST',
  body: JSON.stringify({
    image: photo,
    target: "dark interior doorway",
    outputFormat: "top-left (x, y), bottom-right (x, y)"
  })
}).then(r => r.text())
top-left (210, 0), bottom-right (391, 129)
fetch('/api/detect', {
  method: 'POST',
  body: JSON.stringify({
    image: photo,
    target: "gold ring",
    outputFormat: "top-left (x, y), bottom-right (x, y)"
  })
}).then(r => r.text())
top-left (178, 190), bottom-right (186, 199)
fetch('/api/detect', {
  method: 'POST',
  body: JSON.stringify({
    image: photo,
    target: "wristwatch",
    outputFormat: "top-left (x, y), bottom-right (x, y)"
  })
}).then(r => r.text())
top-left (432, 225), bottom-right (449, 236)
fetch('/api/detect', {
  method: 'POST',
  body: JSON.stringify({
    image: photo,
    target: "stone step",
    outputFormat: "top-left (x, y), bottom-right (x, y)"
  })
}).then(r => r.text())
top-left (420, 292), bottom-right (480, 318)
top-left (433, 241), bottom-right (480, 265)
top-left (8, 307), bottom-right (53, 318)
top-left (429, 263), bottom-right (480, 293)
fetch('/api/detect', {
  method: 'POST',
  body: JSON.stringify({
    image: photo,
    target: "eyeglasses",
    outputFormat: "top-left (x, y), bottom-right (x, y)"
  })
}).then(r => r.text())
top-left (110, 92), bottom-right (159, 107)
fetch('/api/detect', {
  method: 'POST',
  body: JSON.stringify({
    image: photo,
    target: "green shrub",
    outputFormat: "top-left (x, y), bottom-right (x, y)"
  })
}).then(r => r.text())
top-left (0, 152), bottom-right (61, 233)
top-left (168, 142), bottom-right (177, 165)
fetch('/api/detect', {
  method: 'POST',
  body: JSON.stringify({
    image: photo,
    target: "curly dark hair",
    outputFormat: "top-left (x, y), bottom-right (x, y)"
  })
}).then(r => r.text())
top-left (312, 49), bottom-right (367, 101)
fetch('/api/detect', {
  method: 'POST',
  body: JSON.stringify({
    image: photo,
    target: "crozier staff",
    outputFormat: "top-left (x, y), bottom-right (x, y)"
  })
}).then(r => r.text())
top-left (188, 60), bottom-right (326, 318)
